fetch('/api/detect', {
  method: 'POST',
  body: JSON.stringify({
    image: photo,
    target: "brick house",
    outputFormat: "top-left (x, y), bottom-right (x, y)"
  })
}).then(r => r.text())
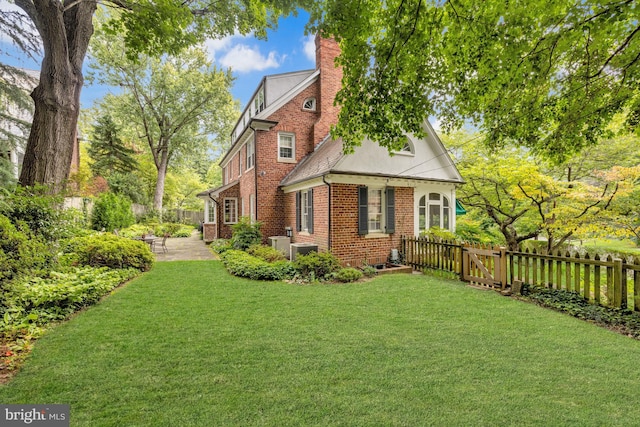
top-left (198, 36), bottom-right (464, 267)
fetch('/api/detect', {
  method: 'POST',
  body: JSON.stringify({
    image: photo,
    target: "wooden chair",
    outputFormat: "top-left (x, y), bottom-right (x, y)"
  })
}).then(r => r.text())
top-left (153, 234), bottom-right (169, 253)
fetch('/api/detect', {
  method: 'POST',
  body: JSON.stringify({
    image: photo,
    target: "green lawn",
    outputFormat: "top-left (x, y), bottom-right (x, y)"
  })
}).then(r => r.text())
top-left (3, 261), bottom-right (640, 426)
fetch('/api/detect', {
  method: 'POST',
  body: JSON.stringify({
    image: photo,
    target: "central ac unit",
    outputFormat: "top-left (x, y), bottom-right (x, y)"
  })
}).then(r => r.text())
top-left (290, 243), bottom-right (318, 261)
top-left (268, 236), bottom-right (291, 256)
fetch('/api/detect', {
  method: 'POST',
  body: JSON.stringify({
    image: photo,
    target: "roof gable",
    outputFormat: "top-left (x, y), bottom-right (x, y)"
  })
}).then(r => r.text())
top-left (281, 120), bottom-right (464, 187)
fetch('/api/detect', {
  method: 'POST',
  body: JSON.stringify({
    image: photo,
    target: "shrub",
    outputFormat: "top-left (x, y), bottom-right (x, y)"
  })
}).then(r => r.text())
top-left (421, 227), bottom-right (458, 241)
top-left (230, 217), bottom-right (262, 250)
top-left (120, 223), bottom-right (193, 238)
top-left (1, 266), bottom-right (139, 337)
top-left (0, 214), bottom-right (53, 282)
top-left (247, 244), bottom-right (286, 262)
top-left (220, 250), bottom-right (294, 281)
top-left (294, 251), bottom-right (342, 281)
top-left (454, 215), bottom-right (502, 245)
top-left (334, 267), bottom-right (363, 283)
top-left (210, 239), bottom-right (231, 254)
top-left (64, 233), bottom-right (154, 271)
top-left (91, 192), bottom-right (135, 232)
top-left (160, 223), bottom-right (193, 237)
top-left (0, 185), bottom-right (78, 241)
top-left (361, 265), bottom-right (378, 278)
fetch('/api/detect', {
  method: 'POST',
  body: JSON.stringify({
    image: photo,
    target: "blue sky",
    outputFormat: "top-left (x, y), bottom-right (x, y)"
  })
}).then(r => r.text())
top-left (0, 5), bottom-right (314, 109)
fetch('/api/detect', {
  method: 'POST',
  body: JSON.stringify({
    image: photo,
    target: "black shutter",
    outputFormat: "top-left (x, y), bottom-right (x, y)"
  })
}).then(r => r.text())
top-left (358, 186), bottom-right (368, 235)
top-left (295, 191), bottom-right (301, 232)
top-left (385, 187), bottom-right (395, 234)
top-left (307, 189), bottom-right (314, 234)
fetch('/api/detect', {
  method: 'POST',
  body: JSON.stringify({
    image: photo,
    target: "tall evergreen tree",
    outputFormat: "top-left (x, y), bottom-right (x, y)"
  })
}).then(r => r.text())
top-left (87, 115), bottom-right (138, 178)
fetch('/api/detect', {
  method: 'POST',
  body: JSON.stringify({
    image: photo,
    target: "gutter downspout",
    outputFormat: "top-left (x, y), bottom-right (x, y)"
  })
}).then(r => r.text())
top-left (322, 175), bottom-right (331, 251)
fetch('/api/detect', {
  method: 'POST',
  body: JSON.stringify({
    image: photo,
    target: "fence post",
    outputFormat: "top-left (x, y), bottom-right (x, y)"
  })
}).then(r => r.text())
top-left (461, 245), bottom-right (469, 282)
top-left (500, 247), bottom-right (508, 290)
top-left (613, 258), bottom-right (623, 308)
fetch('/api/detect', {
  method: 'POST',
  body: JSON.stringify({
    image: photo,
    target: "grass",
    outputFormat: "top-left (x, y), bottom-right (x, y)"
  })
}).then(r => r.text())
top-left (3, 261), bottom-right (640, 426)
top-left (576, 238), bottom-right (640, 258)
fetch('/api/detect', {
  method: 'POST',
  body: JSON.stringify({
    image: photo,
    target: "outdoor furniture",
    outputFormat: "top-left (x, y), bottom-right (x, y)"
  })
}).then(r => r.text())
top-left (153, 234), bottom-right (169, 253)
top-left (133, 235), bottom-right (156, 250)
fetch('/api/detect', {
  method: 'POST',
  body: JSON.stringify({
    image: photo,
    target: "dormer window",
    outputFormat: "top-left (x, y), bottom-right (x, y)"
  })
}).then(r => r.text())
top-left (302, 97), bottom-right (316, 111)
top-left (254, 87), bottom-right (265, 115)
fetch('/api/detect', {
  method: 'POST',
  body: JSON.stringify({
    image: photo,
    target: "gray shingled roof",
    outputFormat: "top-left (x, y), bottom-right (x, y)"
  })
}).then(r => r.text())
top-left (196, 180), bottom-right (239, 198)
top-left (280, 137), bottom-right (345, 187)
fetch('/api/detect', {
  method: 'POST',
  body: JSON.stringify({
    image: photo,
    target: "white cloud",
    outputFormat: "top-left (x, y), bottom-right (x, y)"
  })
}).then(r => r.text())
top-left (204, 36), bottom-right (235, 57)
top-left (204, 33), bottom-right (284, 73)
top-left (218, 44), bottom-right (283, 73)
top-left (302, 35), bottom-right (315, 62)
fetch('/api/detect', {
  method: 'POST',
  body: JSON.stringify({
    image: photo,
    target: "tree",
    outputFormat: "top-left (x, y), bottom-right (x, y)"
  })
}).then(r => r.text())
top-left (312, 0), bottom-right (640, 161)
top-left (90, 27), bottom-right (238, 213)
top-left (448, 133), bottom-right (636, 252)
top-left (87, 115), bottom-right (138, 178)
top-left (1, 0), bottom-right (308, 192)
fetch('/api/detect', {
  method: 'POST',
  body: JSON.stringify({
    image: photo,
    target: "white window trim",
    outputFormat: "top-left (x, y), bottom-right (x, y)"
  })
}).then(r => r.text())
top-left (249, 194), bottom-right (255, 222)
top-left (278, 132), bottom-right (296, 163)
top-left (393, 138), bottom-right (415, 157)
top-left (367, 187), bottom-right (385, 234)
top-left (224, 198), bottom-right (238, 224)
top-left (301, 191), bottom-right (309, 232)
top-left (302, 97), bottom-right (316, 111)
top-left (206, 199), bottom-right (216, 224)
top-left (246, 139), bottom-right (255, 171)
top-left (418, 193), bottom-right (451, 231)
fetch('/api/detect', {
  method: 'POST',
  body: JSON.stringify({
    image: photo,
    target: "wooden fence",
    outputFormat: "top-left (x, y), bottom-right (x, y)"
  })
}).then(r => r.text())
top-left (400, 236), bottom-right (640, 311)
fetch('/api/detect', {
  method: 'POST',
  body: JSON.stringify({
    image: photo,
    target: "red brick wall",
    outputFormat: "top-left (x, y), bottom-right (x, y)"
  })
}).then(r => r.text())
top-left (313, 36), bottom-right (342, 147)
top-left (284, 184), bottom-right (330, 252)
top-left (202, 223), bottom-right (217, 242)
top-left (256, 84), bottom-right (320, 241)
top-left (217, 184), bottom-right (240, 240)
top-left (329, 184), bottom-right (414, 267)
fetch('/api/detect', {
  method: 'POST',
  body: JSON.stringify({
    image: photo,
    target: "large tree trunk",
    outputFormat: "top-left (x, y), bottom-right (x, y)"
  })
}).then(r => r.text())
top-left (153, 149), bottom-right (169, 214)
top-left (16, 0), bottom-right (96, 192)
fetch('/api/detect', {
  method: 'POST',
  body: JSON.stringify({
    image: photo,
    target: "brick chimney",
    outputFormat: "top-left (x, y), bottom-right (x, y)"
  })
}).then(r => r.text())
top-left (313, 34), bottom-right (342, 147)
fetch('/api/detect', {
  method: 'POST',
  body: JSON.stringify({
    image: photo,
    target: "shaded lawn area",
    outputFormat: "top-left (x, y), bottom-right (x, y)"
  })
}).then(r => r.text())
top-left (2, 262), bottom-right (640, 426)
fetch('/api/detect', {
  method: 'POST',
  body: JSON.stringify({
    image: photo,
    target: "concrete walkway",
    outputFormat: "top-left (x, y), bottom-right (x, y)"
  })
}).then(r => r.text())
top-left (154, 231), bottom-right (217, 261)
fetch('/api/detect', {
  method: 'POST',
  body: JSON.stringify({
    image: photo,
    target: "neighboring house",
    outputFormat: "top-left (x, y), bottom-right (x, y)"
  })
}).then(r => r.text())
top-left (0, 67), bottom-right (79, 180)
top-left (0, 67), bottom-right (39, 178)
top-left (198, 36), bottom-right (464, 267)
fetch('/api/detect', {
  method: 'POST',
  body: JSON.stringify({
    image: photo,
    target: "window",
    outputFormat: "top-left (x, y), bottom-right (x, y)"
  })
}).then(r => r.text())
top-left (443, 196), bottom-right (450, 230)
top-left (358, 186), bottom-right (395, 235)
top-left (394, 137), bottom-right (415, 155)
top-left (302, 97), bottom-right (316, 111)
top-left (254, 87), bottom-right (265, 115)
top-left (206, 200), bottom-right (216, 223)
top-left (278, 132), bottom-right (295, 161)
top-left (296, 189), bottom-right (314, 233)
top-left (249, 194), bottom-right (256, 222)
top-left (224, 198), bottom-right (238, 224)
top-left (368, 189), bottom-right (383, 232)
top-left (418, 193), bottom-right (451, 231)
top-left (238, 153), bottom-right (242, 177)
top-left (246, 139), bottom-right (255, 170)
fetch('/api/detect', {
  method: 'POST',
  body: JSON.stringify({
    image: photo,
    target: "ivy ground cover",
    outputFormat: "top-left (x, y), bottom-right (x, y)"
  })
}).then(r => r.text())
top-left (2, 261), bottom-right (640, 426)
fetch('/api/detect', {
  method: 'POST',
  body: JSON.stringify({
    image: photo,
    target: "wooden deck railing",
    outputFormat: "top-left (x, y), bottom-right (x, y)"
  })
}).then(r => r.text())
top-left (400, 236), bottom-right (640, 311)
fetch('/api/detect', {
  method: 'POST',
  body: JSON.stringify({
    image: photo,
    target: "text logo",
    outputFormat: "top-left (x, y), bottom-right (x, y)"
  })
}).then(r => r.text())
top-left (1, 405), bottom-right (69, 426)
